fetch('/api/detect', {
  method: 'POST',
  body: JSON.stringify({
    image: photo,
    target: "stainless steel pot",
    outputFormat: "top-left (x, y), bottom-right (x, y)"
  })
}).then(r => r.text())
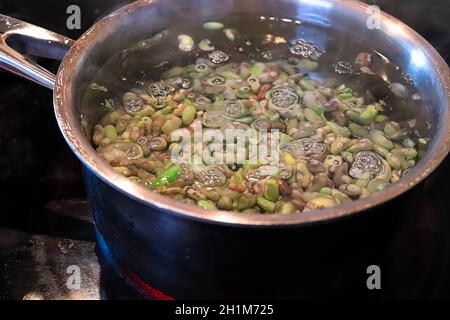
top-left (1, 0), bottom-right (449, 299)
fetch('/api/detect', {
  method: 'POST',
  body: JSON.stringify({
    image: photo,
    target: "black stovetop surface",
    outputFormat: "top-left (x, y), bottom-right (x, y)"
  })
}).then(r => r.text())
top-left (0, 0), bottom-right (449, 300)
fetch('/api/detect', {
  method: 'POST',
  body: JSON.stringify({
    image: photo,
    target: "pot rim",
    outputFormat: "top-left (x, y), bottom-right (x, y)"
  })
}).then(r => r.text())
top-left (54, 0), bottom-right (450, 227)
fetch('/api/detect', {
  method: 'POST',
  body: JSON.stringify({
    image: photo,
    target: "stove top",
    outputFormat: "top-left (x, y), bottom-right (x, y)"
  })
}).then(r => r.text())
top-left (0, 0), bottom-right (449, 300)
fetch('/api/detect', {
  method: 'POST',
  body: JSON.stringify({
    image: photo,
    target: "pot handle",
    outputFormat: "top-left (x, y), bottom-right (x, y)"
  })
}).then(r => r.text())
top-left (0, 14), bottom-right (75, 90)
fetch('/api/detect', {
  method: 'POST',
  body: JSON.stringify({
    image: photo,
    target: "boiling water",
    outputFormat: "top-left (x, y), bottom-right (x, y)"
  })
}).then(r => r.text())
top-left (80, 14), bottom-right (429, 214)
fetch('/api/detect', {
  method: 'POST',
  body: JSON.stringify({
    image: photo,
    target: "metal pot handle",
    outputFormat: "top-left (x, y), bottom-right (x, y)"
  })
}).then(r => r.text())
top-left (0, 14), bottom-right (74, 90)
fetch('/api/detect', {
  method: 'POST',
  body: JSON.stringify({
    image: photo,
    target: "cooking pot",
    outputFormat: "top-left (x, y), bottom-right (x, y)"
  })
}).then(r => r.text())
top-left (1, 0), bottom-right (449, 299)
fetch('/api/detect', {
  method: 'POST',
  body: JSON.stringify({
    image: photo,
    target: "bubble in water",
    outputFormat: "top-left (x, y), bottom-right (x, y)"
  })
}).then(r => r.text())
top-left (126, 144), bottom-right (143, 160)
top-left (333, 61), bottom-right (354, 74)
top-left (120, 75), bottom-right (128, 81)
top-left (223, 100), bottom-right (244, 118)
top-left (180, 78), bottom-right (192, 89)
top-left (244, 40), bottom-right (253, 46)
top-left (411, 93), bottom-right (421, 101)
top-left (349, 151), bottom-right (384, 179)
top-left (238, 47), bottom-right (245, 53)
top-left (195, 63), bottom-right (209, 72)
top-left (124, 99), bottom-right (142, 113)
top-left (195, 95), bottom-right (212, 105)
top-left (289, 39), bottom-right (323, 61)
top-left (270, 86), bottom-right (298, 108)
top-left (261, 51), bottom-right (273, 60)
top-left (134, 80), bottom-right (145, 86)
top-left (208, 50), bottom-right (230, 64)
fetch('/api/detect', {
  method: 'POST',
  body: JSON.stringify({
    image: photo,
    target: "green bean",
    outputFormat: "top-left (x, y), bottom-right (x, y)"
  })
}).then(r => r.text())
top-left (223, 28), bottom-right (236, 41)
top-left (103, 125), bottom-right (118, 141)
top-left (113, 166), bottom-right (135, 177)
top-left (355, 172), bottom-right (371, 188)
top-left (250, 63), bottom-right (265, 77)
top-left (319, 187), bottom-right (332, 196)
top-left (402, 159), bottom-right (415, 170)
top-left (346, 138), bottom-right (374, 153)
top-left (341, 151), bottom-right (354, 164)
top-left (299, 79), bottom-right (317, 91)
top-left (304, 108), bottom-right (326, 126)
top-left (331, 137), bottom-right (350, 155)
top-left (339, 184), bottom-right (362, 197)
top-left (161, 66), bottom-right (185, 79)
top-left (160, 187), bottom-right (183, 195)
top-left (327, 121), bottom-right (351, 137)
top-left (263, 178), bottom-right (280, 201)
top-left (384, 121), bottom-right (401, 137)
top-left (333, 162), bottom-right (350, 187)
top-left (386, 152), bottom-right (404, 170)
top-left (296, 161), bottom-right (313, 189)
top-left (92, 124), bottom-right (104, 146)
top-left (369, 128), bottom-right (394, 150)
top-left (388, 128), bottom-right (410, 141)
top-left (182, 105), bottom-right (197, 125)
top-left (161, 115), bottom-right (182, 134)
top-left (151, 164), bottom-right (182, 190)
top-left (402, 138), bottom-right (416, 148)
top-left (399, 147), bottom-right (418, 160)
top-left (229, 171), bottom-right (246, 192)
top-left (177, 34), bottom-right (194, 52)
top-left (217, 196), bottom-right (233, 210)
top-left (302, 91), bottom-right (323, 109)
top-left (304, 196), bottom-right (338, 211)
top-left (296, 58), bottom-right (319, 72)
top-left (202, 188), bottom-right (221, 202)
top-left (247, 76), bottom-right (261, 93)
top-left (338, 92), bottom-right (352, 100)
top-left (308, 174), bottom-right (332, 192)
top-left (275, 201), bottom-right (296, 214)
top-left (348, 123), bottom-right (369, 138)
top-left (129, 126), bottom-right (141, 142)
top-left (390, 169), bottom-right (402, 183)
top-left (375, 115), bottom-right (387, 123)
top-left (291, 123), bottom-right (317, 139)
top-left (346, 110), bottom-right (364, 124)
top-left (92, 45), bottom-right (422, 215)
top-left (367, 179), bottom-right (388, 193)
top-left (148, 137), bottom-right (168, 151)
top-left (202, 21), bottom-right (224, 30)
top-left (237, 193), bottom-right (257, 211)
top-left (359, 104), bottom-right (378, 123)
top-left (373, 144), bottom-right (390, 158)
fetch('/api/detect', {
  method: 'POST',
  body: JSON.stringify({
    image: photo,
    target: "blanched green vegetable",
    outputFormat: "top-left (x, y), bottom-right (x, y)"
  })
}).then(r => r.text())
top-left (151, 164), bottom-right (182, 190)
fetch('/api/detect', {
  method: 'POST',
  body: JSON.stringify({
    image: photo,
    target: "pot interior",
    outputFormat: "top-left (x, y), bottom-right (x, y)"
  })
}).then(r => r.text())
top-left (74, 0), bottom-right (445, 138)
top-left (55, 0), bottom-right (450, 223)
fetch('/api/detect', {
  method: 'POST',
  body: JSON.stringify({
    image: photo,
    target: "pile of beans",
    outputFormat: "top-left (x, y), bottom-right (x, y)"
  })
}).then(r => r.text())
top-left (91, 49), bottom-right (423, 214)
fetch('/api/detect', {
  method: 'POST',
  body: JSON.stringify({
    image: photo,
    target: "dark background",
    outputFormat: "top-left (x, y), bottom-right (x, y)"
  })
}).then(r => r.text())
top-left (0, 0), bottom-right (450, 299)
